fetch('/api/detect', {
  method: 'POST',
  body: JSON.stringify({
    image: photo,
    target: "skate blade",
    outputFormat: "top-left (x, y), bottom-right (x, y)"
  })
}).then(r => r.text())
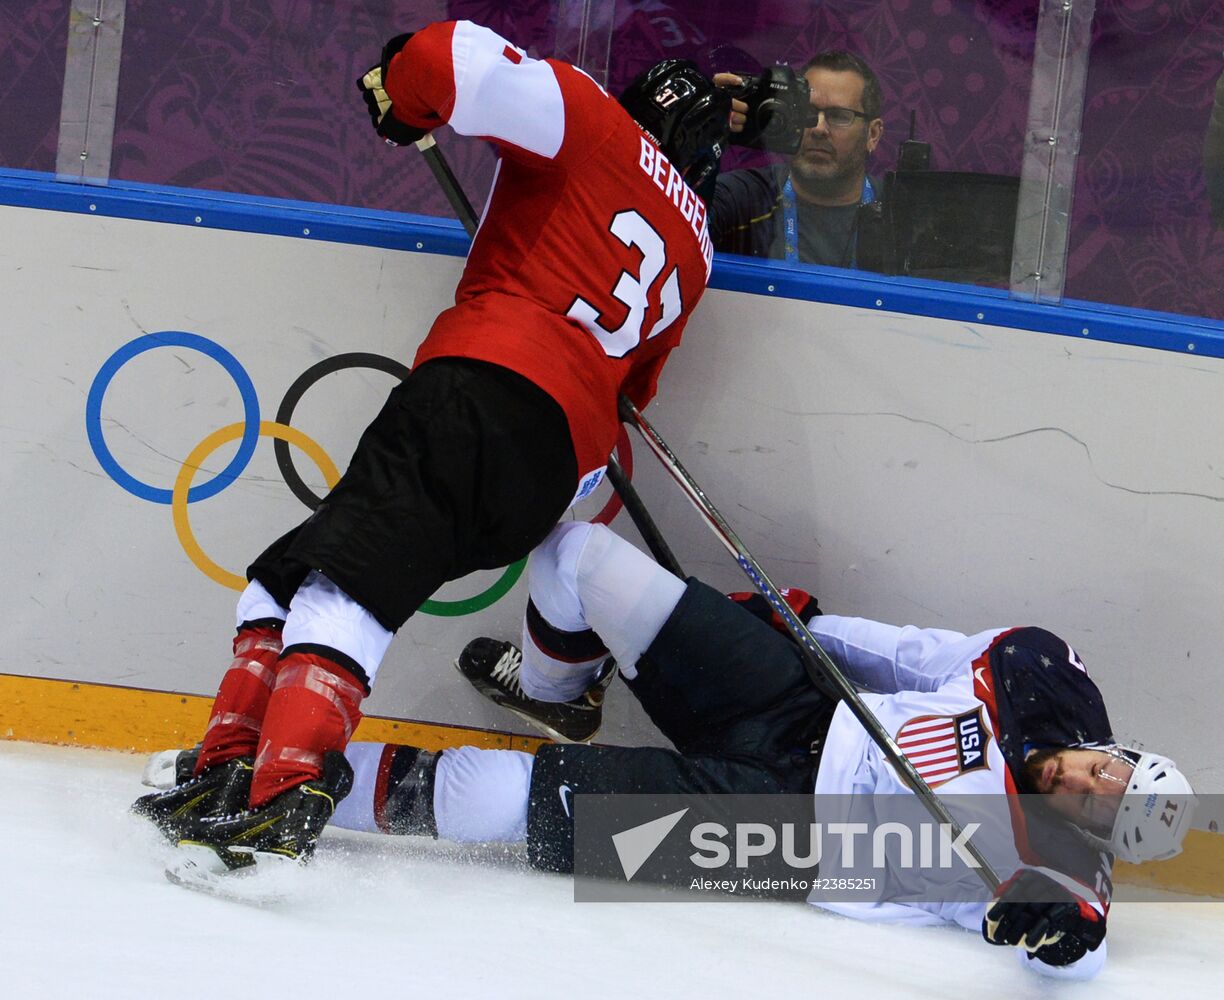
top-left (164, 843), bottom-right (299, 905)
top-left (503, 705), bottom-right (597, 745)
top-left (453, 655), bottom-right (600, 745)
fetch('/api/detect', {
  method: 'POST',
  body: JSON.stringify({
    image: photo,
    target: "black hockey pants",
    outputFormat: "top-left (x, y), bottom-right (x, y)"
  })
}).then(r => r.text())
top-left (526, 579), bottom-right (835, 873)
top-left (248, 358), bottom-right (578, 632)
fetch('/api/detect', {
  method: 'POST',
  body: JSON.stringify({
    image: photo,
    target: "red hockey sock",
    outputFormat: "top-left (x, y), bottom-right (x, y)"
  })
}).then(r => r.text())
top-left (194, 624), bottom-right (284, 775)
top-left (248, 650), bottom-right (366, 808)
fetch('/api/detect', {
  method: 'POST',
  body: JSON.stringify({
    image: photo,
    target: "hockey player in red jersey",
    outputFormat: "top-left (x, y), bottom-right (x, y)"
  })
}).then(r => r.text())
top-left (133, 20), bottom-right (733, 874)
top-left (310, 521), bottom-right (1195, 980)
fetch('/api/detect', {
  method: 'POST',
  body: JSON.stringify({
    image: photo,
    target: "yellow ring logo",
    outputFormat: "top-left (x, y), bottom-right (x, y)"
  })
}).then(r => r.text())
top-left (172, 421), bottom-right (340, 591)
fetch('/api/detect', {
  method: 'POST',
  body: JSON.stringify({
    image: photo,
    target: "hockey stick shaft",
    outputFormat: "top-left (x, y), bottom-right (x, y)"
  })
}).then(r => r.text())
top-left (607, 454), bottom-right (685, 578)
top-left (411, 138), bottom-right (687, 577)
top-left (408, 138), bottom-right (997, 889)
top-left (618, 394), bottom-right (1001, 891)
top-left (414, 135), bottom-right (479, 238)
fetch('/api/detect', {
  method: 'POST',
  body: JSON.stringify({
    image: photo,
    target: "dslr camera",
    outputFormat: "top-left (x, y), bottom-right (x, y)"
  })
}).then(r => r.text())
top-left (727, 66), bottom-right (811, 155)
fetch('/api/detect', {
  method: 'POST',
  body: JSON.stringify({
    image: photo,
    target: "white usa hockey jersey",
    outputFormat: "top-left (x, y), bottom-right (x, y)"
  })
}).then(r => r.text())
top-left (805, 615), bottom-right (1115, 980)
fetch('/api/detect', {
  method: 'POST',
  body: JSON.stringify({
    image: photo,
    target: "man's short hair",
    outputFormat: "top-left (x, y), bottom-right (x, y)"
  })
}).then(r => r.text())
top-left (800, 51), bottom-right (883, 122)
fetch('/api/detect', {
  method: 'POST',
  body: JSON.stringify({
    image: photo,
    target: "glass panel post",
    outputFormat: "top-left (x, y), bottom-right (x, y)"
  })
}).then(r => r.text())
top-left (1010, 0), bottom-right (1096, 305)
top-left (55, 0), bottom-right (126, 184)
top-left (554, 0), bottom-right (618, 89)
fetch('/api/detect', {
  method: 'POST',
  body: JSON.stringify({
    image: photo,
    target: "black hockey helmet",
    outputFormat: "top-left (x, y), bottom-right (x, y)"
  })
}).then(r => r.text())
top-left (618, 59), bottom-right (731, 198)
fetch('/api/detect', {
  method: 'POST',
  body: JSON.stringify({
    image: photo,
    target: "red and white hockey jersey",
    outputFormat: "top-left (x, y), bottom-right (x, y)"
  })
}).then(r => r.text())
top-left (805, 615), bottom-right (1115, 980)
top-left (384, 21), bottom-right (714, 480)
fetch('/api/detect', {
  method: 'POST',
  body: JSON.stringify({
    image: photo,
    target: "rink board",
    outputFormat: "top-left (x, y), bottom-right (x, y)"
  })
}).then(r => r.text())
top-left (2, 194), bottom-right (1224, 891)
top-left (0, 672), bottom-right (546, 754)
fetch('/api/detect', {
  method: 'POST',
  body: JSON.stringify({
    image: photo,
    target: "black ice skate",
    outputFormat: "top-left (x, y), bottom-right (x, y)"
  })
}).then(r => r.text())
top-left (455, 637), bottom-right (616, 744)
top-left (173, 750), bottom-right (354, 874)
top-left (131, 755), bottom-right (254, 843)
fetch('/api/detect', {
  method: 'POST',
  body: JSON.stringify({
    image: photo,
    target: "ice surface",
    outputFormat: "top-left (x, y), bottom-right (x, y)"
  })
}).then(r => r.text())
top-left (1, 741), bottom-right (1218, 1000)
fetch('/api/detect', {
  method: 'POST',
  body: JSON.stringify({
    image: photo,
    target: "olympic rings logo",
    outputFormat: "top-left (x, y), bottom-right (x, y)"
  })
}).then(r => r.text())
top-left (86, 332), bottom-right (633, 617)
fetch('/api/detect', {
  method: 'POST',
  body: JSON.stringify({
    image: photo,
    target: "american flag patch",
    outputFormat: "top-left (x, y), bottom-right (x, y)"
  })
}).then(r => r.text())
top-left (896, 708), bottom-right (991, 787)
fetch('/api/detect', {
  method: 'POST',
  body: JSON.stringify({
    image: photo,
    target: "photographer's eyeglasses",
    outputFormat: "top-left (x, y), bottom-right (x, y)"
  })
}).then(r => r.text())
top-left (806, 106), bottom-right (869, 129)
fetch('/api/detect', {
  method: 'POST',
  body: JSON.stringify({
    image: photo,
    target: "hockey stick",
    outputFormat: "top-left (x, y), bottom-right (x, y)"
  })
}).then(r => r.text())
top-left (409, 136), bottom-right (998, 890)
top-left (414, 135), bottom-right (479, 238)
top-left (618, 394), bottom-right (1002, 891)
top-left (412, 137), bottom-right (686, 578)
top-left (607, 453), bottom-right (685, 578)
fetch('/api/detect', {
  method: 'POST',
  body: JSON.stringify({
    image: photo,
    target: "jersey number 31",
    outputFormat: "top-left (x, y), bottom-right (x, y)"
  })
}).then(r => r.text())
top-left (567, 210), bottom-right (682, 358)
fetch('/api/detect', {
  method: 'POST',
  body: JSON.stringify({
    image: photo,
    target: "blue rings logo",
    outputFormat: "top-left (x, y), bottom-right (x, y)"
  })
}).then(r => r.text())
top-left (86, 331), bottom-right (260, 504)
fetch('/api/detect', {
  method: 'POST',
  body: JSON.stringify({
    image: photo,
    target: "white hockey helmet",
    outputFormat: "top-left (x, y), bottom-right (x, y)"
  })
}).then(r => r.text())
top-left (1101, 750), bottom-right (1196, 863)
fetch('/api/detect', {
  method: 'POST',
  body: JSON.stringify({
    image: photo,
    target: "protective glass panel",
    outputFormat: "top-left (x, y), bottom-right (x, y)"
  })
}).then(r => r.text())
top-left (0, 0), bottom-right (72, 174)
top-left (1066, 2), bottom-right (1224, 320)
top-left (554, 0), bottom-right (616, 86)
top-left (7, 0), bottom-right (1221, 324)
top-left (105, 1), bottom-right (579, 221)
top-left (660, 0), bottom-right (1037, 291)
top-left (1010, 0), bottom-right (1095, 307)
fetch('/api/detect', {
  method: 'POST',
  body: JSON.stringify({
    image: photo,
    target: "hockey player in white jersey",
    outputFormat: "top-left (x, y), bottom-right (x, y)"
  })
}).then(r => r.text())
top-left (293, 522), bottom-right (1197, 976)
top-left (312, 521), bottom-right (1195, 979)
top-left (145, 520), bottom-right (1195, 976)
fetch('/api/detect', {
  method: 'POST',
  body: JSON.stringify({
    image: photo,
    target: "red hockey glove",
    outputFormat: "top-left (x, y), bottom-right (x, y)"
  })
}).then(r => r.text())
top-left (982, 869), bottom-right (1105, 967)
top-left (727, 587), bottom-right (822, 636)
top-left (357, 32), bottom-right (431, 145)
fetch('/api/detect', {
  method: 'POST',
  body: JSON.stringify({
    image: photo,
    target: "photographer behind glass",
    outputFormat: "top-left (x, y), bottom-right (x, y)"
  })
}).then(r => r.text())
top-left (711, 53), bottom-right (884, 268)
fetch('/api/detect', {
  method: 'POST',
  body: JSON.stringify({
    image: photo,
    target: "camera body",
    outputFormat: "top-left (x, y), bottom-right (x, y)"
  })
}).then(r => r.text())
top-left (728, 66), bottom-right (811, 155)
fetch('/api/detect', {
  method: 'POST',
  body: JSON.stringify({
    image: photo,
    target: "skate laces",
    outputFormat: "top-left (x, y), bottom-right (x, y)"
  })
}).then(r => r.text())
top-left (490, 646), bottom-right (525, 697)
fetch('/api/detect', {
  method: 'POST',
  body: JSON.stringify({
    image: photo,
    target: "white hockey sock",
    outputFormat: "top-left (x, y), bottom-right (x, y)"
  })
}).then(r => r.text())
top-left (281, 570), bottom-right (394, 684)
top-left (434, 746), bottom-right (533, 844)
top-left (234, 579), bottom-right (289, 628)
top-left (519, 522), bottom-right (607, 701)
top-left (573, 523), bottom-right (685, 678)
top-left (524, 521), bottom-right (684, 682)
top-left (519, 640), bottom-right (606, 702)
top-left (331, 743), bottom-right (534, 845)
top-left (330, 740), bottom-right (387, 834)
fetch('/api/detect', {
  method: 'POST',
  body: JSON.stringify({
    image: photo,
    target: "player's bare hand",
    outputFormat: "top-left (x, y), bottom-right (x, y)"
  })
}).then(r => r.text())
top-left (713, 73), bottom-right (748, 133)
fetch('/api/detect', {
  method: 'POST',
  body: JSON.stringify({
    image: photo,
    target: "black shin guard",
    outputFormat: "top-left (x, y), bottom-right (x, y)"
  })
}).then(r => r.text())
top-left (380, 746), bottom-right (440, 837)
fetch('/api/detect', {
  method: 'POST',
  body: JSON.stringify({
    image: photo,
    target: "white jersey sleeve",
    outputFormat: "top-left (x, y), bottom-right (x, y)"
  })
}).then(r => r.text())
top-left (806, 615), bottom-right (998, 693)
top-left (385, 20), bottom-right (568, 160)
top-left (442, 21), bottom-right (565, 157)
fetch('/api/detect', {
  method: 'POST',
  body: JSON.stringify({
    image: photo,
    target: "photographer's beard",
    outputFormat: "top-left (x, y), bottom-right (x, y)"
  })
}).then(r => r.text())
top-left (789, 130), bottom-right (872, 206)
